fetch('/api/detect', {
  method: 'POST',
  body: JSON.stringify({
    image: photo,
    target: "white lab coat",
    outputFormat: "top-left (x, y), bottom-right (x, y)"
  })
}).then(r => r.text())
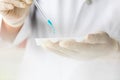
top-left (1, 0), bottom-right (120, 80)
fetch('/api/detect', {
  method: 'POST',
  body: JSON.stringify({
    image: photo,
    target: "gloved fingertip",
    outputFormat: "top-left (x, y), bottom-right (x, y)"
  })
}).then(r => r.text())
top-left (60, 40), bottom-right (75, 48)
top-left (20, 3), bottom-right (27, 8)
top-left (25, 0), bottom-right (33, 4)
top-left (6, 4), bottom-right (14, 10)
top-left (86, 34), bottom-right (95, 39)
top-left (96, 31), bottom-right (106, 34)
top-left (13, 2), bottom-right (27, 8)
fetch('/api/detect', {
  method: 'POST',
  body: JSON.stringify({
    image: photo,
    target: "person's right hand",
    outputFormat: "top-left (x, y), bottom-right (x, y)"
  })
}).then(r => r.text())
top-left (40, 32), bottom-right (120, 60)
top-left (0, 0), bottom-right (33, 27)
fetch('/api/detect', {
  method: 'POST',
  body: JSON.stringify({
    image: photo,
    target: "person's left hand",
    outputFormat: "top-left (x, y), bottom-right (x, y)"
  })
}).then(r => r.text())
top-left (41, 32), bottom-right (120, 60)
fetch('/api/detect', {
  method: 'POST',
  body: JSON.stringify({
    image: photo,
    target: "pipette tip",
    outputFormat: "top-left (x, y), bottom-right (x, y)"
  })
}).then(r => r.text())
top-left (47, 20), bottom-right (56, 34)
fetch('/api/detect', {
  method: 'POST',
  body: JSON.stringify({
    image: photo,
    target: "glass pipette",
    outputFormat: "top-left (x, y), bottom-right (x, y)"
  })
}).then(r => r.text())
top-left (34, 0), bottom-right (56, 33)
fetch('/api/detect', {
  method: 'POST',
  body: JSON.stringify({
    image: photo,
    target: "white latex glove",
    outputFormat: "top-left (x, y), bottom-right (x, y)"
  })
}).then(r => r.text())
top-left (41, 32), bottom-right (120, 60)
top-left (0, 0), bottom-right (33, 27)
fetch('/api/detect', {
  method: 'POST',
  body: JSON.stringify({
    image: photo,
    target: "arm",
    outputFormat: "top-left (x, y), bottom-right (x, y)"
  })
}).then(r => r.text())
top-left (0, 0), bottom-right (33, 47)
top-left (0, 0), bottom-right (33, 41)
top-left (1, 20), bottom-right (22, 42)
top-left (0, 20), bottom-right (28, 48)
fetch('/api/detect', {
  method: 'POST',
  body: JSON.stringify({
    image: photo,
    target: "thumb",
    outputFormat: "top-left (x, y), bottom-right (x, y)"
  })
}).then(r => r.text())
top-left (84, 32), bottom-right (110, 43)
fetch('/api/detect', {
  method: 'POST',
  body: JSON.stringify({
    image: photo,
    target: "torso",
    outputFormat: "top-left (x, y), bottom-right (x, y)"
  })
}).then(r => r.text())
top-left (18, 0), bottom-right (120, 80)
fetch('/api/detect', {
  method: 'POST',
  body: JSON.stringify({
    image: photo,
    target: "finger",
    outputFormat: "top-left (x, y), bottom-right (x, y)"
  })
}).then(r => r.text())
top-left (0, 0), bottom-right (32, 5)
top-left (60, 40), bottom-right (104, 51)
top-left (84, 32), bottom-right (110, 43)
top-left (96, 31), bottom-right (109, 36)
top-left (60, 40), bottom-right (78, 48)
top-left (42, 40), bottom-right (76, 58)
top-left (22, 0), bottom-right (33, 4)
top-left (60, 40), bottom-right (112, 60)
top-left (12, 1), bottom-right (27, 8)
top-left (84, 34), bottom-right (103, 43)
top-left (60, 40), bottom-right (112, 56)
top-left (94, 31), bottom-right (110, 38)
top-left (0, 0), bottom-right (28, 8)
top-left (0, 2), bottom-right (14, 11)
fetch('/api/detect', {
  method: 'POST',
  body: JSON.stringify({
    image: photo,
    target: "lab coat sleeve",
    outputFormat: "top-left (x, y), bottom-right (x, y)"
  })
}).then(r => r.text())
top-left (13, 15), bottom-right (32, 46)
top-left (13, 4), bottom-right (36, 46)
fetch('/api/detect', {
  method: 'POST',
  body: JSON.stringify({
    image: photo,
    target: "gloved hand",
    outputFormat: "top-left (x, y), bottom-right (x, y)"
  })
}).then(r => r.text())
top-left (41, 32), bottom-right (120, 60)
top-left (0, 0), bottom-right (33, 27)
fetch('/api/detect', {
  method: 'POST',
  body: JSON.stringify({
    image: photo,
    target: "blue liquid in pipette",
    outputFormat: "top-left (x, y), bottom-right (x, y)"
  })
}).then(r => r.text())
top-left (34, 0), bottom-right (56, 34)
top-left (47, 20), bottom-right (56, 34)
